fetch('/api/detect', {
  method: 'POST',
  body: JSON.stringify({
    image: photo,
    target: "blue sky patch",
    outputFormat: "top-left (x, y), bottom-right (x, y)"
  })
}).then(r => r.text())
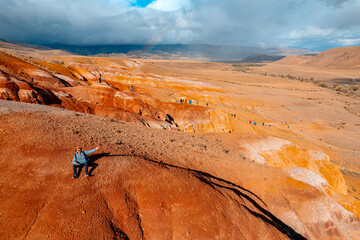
top-left (131, 0), bottom-right (155, 8)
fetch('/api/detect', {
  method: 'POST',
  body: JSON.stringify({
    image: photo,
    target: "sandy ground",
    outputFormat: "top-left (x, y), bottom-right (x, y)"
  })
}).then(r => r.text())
top-left (137, 58), bottom-right (360, 206)
top-left (141, 59), bottom-right (360, 170)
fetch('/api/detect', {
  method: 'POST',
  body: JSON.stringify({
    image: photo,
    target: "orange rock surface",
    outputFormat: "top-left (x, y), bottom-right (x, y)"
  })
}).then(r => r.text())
top-left (1, 41), bottom-right (360, 239)
top-left (1, 101), bottom-right (360, 239)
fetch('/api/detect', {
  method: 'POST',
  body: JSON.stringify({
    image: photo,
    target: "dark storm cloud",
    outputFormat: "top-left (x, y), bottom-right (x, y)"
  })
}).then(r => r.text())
top-left (321, 0), bottom-right (353, 7)
top-left (0, 0), bottom-right (359, 50)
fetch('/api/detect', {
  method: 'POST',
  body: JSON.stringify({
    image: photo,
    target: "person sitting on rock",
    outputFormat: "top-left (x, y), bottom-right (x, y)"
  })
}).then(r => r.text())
top-left (72, 146), bottom-right (99, 178)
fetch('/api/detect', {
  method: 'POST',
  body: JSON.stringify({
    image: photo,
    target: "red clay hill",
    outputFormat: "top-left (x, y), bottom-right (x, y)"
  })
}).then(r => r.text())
top-left (1, 100), bottom-right (360, 239)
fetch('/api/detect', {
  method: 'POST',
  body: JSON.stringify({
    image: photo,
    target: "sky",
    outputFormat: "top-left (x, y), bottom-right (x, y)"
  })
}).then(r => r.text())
top-left (1, 0), bottom-right (360, 51)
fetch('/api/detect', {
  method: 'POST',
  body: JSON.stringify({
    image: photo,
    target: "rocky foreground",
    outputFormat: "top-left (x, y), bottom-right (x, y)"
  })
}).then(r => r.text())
top-left (0, 100), bottom-right (359, 239)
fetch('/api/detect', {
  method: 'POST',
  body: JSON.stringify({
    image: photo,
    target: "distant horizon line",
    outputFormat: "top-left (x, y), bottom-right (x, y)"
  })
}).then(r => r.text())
top-left (0, 38), bottom-right (323, 51)
top-left (2, 38), bottom-right (359, 53)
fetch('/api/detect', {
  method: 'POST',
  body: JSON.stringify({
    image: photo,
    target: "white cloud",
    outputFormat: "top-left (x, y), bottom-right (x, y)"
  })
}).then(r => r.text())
top-left (287, 26), bottom-right (335, 39)
top-left (337, 38), bottom-right (360, 45)
top-left (146, 0), bottom-right (191, 11)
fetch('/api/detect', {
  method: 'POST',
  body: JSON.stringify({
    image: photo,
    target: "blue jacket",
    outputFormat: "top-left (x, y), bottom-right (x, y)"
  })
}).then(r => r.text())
top-left (72, 149), bottom-right (96, 164)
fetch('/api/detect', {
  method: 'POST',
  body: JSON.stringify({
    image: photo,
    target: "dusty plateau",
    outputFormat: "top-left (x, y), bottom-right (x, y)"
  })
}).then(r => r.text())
top-left (0, 41), bottom-right (360, 239)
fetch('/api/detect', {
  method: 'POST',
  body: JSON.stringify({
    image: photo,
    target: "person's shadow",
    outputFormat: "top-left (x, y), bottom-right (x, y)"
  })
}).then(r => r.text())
top-left (77, 152), bottom-right (111, 176)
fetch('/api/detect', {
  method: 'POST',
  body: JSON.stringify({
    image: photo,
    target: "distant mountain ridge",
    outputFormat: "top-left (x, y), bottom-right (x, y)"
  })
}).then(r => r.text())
top-left (45, 43), bottom-right (315, 61)
top-left (273, 45), bottom-right (360, 69)
top-left (304, 46), bottom-right (360, 68)
top-left (0, 40), bottom-right (71, 56)
top-left (0, 39), bottom-right (52, 50)
top-left (0, 40), bottom-right (316, 62)
top-left (238, 54), bottom-right (286, 63)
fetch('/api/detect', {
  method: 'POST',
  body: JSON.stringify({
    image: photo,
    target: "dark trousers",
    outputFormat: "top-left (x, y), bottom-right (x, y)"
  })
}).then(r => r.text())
top-left (73, 162), bottom-right (88, 176)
